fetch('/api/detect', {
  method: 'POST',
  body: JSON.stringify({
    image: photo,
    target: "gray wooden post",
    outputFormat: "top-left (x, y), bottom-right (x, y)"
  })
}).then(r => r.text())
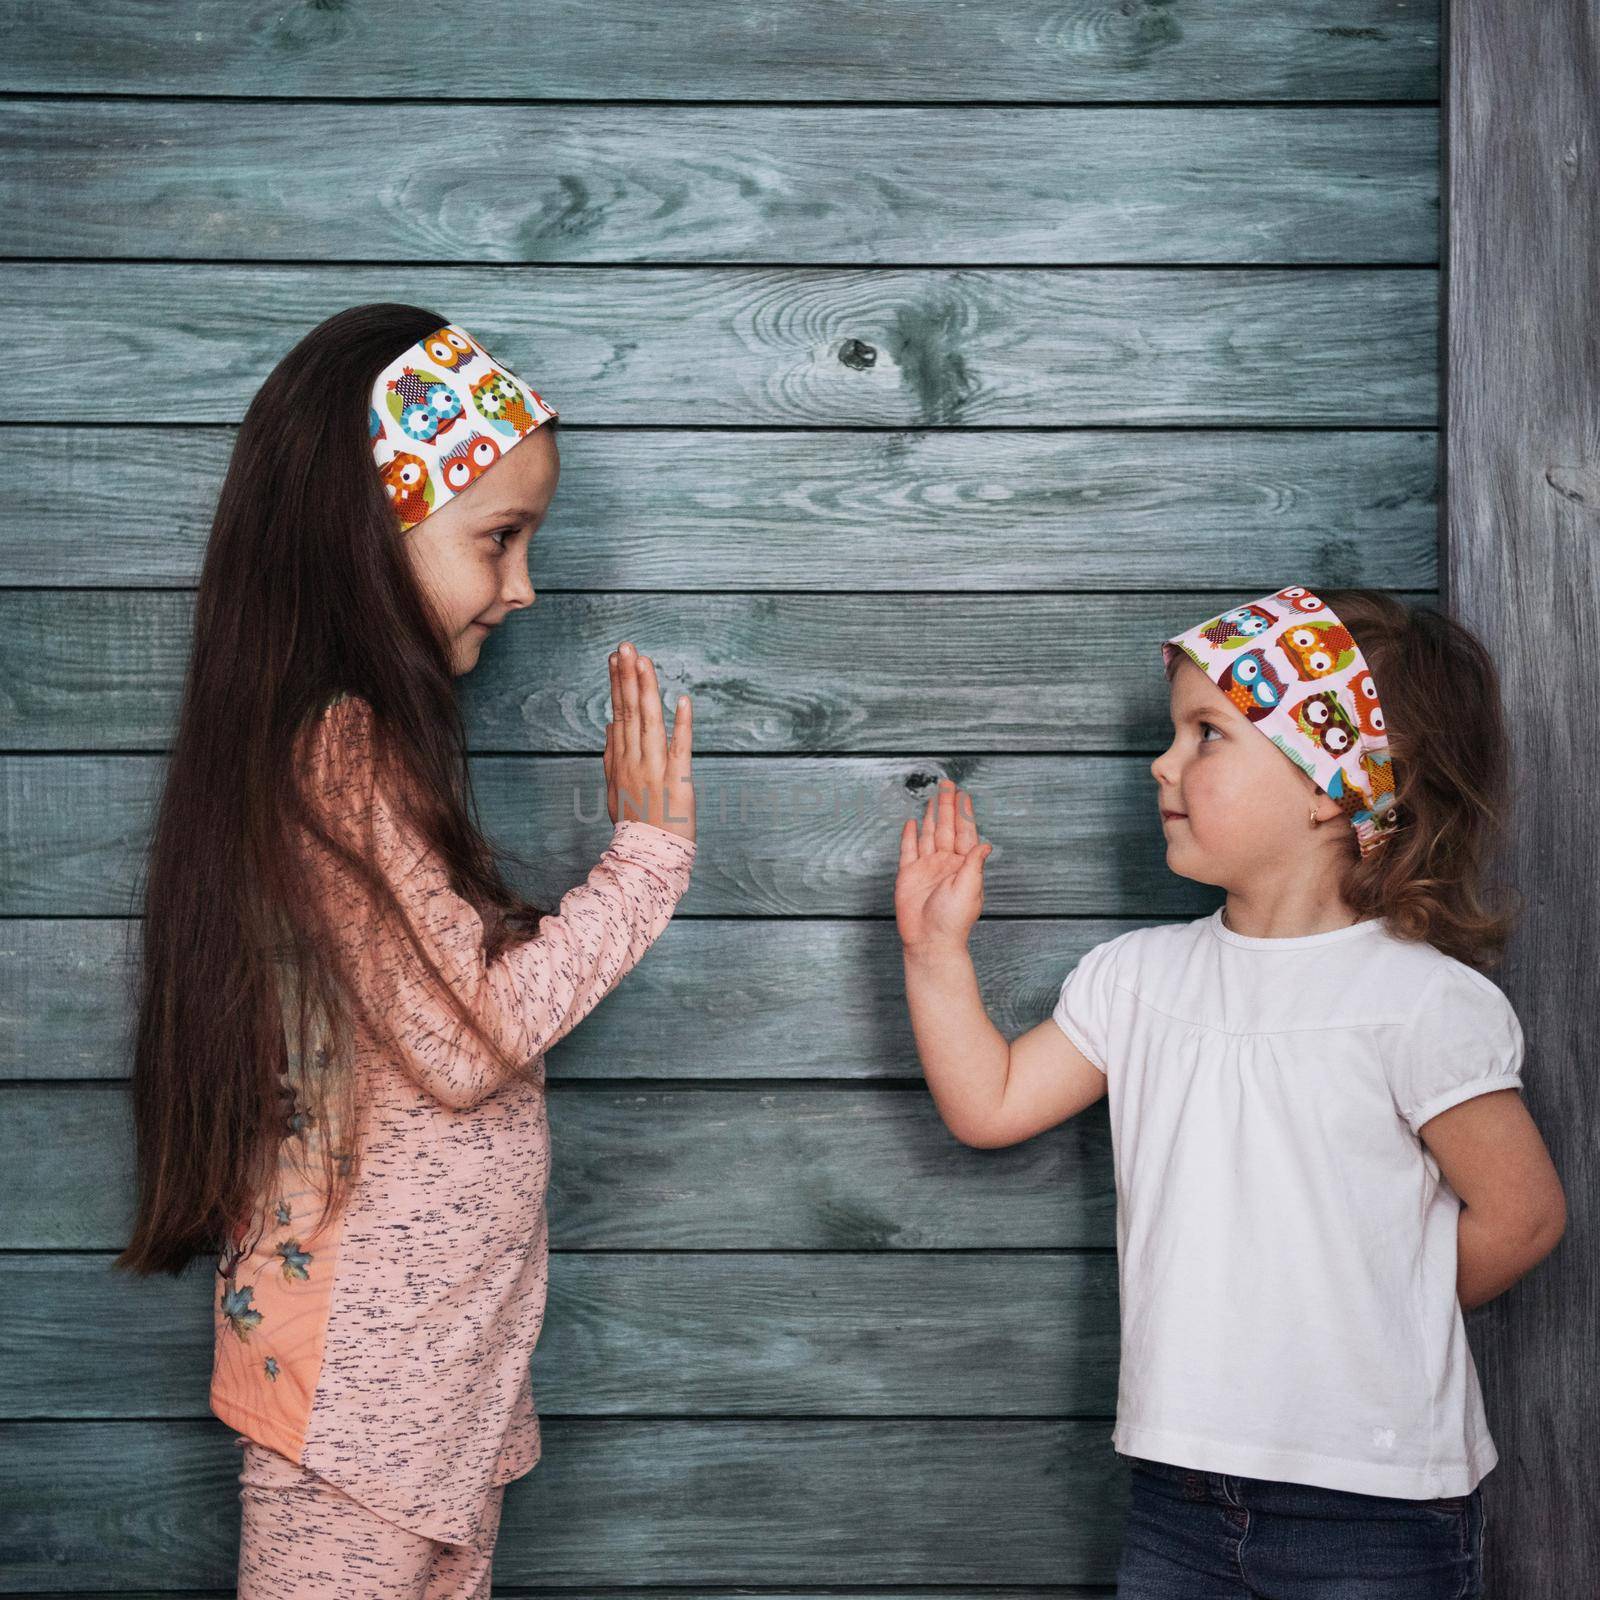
top-left (1445, 1), bottom-right (1600, 1587)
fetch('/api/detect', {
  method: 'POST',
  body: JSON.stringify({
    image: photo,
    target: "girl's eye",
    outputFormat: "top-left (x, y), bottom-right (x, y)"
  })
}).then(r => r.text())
top-left (1199, 721), bottom-right (1222, 742)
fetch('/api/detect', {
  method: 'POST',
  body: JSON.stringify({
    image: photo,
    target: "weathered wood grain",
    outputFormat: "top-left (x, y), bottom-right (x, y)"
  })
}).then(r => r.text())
top-left (0, 1251), bottom-right (1119, 1418)
top-left (3, 266), bottom-right (1438, 426)
top-left (0, 0), bottom-right (1459, 1587)
top-left (4, 915), bottom-right (1149, 1083)
top-left (0, 590), bottom-right (1432, 752)
top-left (2, 101), bottom-right (1438, 264)
top-left (0, 753), bottom-right (1225, 918)
top-left (1444, 0), bottom-right (1600, 1589)
top-left (0, 1418), bottom-right (1129, 1587)
top-left (0, 0), bottom-right (1439, 102)
top-left (0, 426), bottom-right (1440, 591)
top-left (1, 1084), bottom-right (1115, 1251)
top-left (0, 1593), bottom-right (1110, 1600)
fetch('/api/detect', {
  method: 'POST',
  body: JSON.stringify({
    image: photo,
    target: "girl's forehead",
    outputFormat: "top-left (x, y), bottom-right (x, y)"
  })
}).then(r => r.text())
top-left (1169, 655), bottom-right (1231, 710)
top-left (453, 427), bottom-right (560, 522)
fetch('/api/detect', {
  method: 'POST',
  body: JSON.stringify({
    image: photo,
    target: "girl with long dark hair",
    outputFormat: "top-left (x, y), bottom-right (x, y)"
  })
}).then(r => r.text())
top-left (116, 304), bottom-right (697, 1594)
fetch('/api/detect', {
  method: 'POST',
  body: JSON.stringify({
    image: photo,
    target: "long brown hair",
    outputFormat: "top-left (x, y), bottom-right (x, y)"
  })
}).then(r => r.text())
top-left (1315, 588), bottom-right (1518, 970)
top-left (117, 303), bottom-right (556, 1278)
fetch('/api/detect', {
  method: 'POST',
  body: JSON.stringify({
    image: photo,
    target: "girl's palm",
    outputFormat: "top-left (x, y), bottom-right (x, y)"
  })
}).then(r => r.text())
top-left (604, 643), bottom-right (695, 844)
top-left (895, 779), bottom-right (993, 951)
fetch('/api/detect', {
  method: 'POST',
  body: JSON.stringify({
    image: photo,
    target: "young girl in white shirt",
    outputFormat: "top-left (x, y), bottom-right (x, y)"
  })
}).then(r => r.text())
top-left (895, 585), bottom-right (1565, 1599)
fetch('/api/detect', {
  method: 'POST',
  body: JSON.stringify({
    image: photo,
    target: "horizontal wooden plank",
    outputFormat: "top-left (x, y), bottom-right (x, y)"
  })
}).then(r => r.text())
top-left (5, 916), bottom-right (1146, 1083)
top-left (0, 590), bottom-right (1432, 752)
top-left (0, 426), bottom-right (1439, 590)
top-left (0, 1593), bottom-right (1111, 1600)
top-left (0, 1594), bottom-right (1111, 1600)
top-left (0, 1251), bottom-right (1117, 1419)
top-left (4, 266), bottom-right (1438, 426)
top-left (30, 1250), bottom-right (1110, 1416)
top-left (0, 754), bottom-right (1224, 917)
top-left (0, 0), bottom-right (1438, 102)
top-left (0, 1085), bottom-right (1114, 1251)
top-left (0, 1419), bottom-right (1127, 1587)
top-left (2, 102), bottom-right (1438, 265)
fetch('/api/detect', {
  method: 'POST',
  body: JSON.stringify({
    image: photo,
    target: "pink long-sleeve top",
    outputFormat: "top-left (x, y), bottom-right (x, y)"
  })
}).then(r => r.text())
top-left (210, 691), bottom-right (696, 1547)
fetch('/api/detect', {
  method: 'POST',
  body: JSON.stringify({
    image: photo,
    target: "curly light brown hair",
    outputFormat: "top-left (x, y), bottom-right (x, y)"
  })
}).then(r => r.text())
top-left (1162, 587), bottom-right (1521, 969)
top-left (1315, 587), bottom-right (1520, 972)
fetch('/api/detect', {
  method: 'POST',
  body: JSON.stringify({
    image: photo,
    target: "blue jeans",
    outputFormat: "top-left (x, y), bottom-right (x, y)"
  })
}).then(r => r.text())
top-left (1114, 1454), bottom-right (1484, 1599)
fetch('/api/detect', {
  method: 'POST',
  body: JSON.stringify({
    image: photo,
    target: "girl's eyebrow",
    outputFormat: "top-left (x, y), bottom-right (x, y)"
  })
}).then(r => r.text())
top-left (1175, 701), bottom-right (1236, 726)
top-left (476, 509), bottom-right (550, 532)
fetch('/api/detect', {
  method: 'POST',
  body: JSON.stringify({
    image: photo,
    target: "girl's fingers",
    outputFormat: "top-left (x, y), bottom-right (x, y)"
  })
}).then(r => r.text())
top-left (898, 815), bottom-right (919, 870)
top-left (619, 642), bottom-right (641, 759)
top-left (956, 787), bottom-right (979, 853)
top-left (637, 654), bottom-right (665, 754)
top-left (669, 691), bottom-right (692, 765)
top-left (608, 649), bottom-right (620, 728)
top-left (935, 780), bottom-right (957, 855)
top-left (958, 840), bottom-right (993, 891)
top-left (613, 644), bottom-right (627, 751)
top-left (916, 784), bottom-right (983, 861)
top-left (664, 693), bottom-right (693, 831)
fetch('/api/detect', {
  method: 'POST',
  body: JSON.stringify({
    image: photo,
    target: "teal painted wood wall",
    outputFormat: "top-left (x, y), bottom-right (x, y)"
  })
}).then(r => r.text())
top-left (0, 3), bottom-right (1441, 1592)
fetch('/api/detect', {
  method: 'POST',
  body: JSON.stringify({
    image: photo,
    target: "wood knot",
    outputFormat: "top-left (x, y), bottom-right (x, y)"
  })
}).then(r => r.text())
top-left (1546, 464), bottom-right (1600, 511)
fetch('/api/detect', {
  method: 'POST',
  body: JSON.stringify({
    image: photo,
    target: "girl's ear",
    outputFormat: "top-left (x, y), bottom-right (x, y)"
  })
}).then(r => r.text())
top-left (1311, 788), bottom-right (1347, 825)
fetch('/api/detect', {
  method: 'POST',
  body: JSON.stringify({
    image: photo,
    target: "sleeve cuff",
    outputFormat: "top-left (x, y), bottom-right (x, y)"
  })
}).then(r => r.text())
top-left (1405, 1074), bottom-right (1524, 1134)
top-left (1050, 1007), bottom-right (1108, 1075)
top-left (609, 818), bottom-right (697, 879)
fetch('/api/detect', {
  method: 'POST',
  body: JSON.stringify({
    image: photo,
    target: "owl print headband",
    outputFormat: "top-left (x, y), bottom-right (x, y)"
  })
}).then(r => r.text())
top-left (368, 323), bottom-right (558, 532)
top-left (1162, 585), bottom-right (1401, 856)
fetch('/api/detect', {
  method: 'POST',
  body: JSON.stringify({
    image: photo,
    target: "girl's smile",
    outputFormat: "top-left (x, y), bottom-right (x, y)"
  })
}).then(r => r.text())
top-left (400, 423), bottom-right (561, 674)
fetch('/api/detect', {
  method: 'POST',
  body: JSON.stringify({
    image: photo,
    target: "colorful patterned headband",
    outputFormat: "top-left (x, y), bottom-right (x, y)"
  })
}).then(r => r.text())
top-left (368, 323), bottom-right (558, 531)
top-left (1162, 585), bottom-right (1401, 855)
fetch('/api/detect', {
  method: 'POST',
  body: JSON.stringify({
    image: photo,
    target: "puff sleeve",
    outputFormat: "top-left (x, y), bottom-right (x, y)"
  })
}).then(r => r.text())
top-left (300, 694), bottom-right (696, 1111)
top-left (1050, 932), bottom-right (1139, 1075)
top-left (1385, 959), bottom-right (1525, 1136)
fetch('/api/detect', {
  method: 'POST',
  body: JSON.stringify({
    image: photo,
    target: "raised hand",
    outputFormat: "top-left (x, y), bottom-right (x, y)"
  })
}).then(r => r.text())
top-left (604, 641), bottom-right (695, 844)
top-left (894, 778), bottom-right (994, 954)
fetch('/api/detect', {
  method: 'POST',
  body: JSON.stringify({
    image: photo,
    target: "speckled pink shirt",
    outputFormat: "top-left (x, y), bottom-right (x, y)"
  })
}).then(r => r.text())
top-left (211, 692), bottom-right (696, 1548)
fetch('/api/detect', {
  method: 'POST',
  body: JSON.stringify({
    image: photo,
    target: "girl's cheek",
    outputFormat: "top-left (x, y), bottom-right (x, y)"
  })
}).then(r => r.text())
top-left (1180, 759), bottom-right (1236, 848)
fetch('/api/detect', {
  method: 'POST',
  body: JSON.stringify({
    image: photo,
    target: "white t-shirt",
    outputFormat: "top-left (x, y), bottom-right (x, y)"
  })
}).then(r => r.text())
top-left (1051, 906), bottom-right (1525, 1500)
